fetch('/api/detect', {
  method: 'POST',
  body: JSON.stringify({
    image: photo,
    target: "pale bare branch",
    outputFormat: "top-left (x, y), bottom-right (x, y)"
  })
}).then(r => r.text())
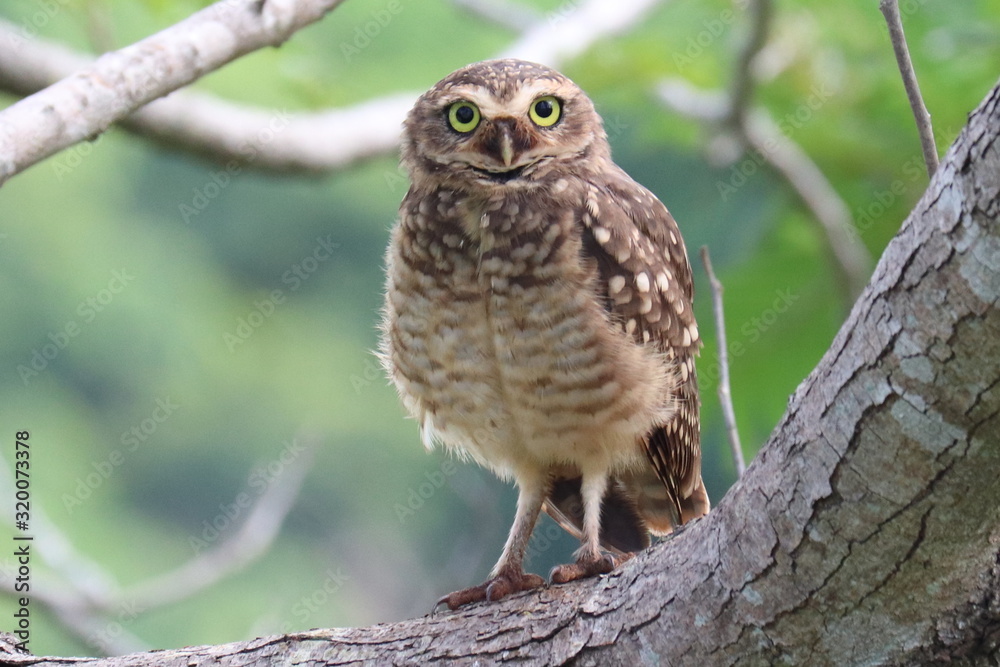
top-left (0, 0), bottom-right (349, 184)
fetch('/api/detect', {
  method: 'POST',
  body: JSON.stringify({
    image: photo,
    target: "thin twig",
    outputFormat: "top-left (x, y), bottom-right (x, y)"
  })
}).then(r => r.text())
top-left (84, 0), bottom-right (116, 54)
top-left (699, 247), bottom-right (745, 478)
top-left (0, 0), bottom-right (351, 185)
top-left (879, 0), bottom-right (938, 178)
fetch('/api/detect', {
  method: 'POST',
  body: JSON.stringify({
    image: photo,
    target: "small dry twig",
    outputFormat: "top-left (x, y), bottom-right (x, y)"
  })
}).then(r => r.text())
top-left (699, 246), bottom-right (745, 478)
top-left (879, 0), bottom-right (938, 178)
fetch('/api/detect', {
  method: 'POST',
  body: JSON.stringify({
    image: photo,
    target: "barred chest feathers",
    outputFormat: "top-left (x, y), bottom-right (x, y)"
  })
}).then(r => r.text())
top-left (382, 183), bottom-right (677, 481)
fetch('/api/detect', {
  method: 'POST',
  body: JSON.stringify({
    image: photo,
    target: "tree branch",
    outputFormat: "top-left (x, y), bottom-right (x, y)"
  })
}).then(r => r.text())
top-left (742, 107), bottom-right (872, 300)
top-left (1, 437), bottom-right (314, 655)
top-left (500, 0), bottom-right (668, 64)
top-left (879, 0), bottom-right (939, 178)
top-left (725, 0), bottom-right (772, 130)
top-left (5, 74), bottom-right (999, 667)
top-left (0, 0), bottom-right (350, 185)
top-left (0, 0), bottom-right (668, 182)
top-left (658, 77), bottom-right (873, 304)
top-left (450, 0), bottom-right (540, 31)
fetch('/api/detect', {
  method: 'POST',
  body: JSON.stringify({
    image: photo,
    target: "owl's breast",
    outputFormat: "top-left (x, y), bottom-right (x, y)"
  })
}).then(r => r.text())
top-left (383, 194), bottom-right (674, 477)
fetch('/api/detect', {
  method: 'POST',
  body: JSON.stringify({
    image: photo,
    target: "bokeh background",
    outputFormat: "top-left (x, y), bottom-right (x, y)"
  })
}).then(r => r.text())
top-left (0, 0), bottom-right (997, 657)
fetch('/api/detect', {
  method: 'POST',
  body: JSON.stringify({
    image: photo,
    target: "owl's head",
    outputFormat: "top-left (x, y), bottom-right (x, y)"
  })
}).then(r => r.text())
top-left (402, 59), bottom-right (609, 190)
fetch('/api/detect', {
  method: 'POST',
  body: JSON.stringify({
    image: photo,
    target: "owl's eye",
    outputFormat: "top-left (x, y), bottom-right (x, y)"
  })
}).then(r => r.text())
top-left (529, 96), bottom-right (561, 127)
top-left (448, 101), bottom-right (481, 133)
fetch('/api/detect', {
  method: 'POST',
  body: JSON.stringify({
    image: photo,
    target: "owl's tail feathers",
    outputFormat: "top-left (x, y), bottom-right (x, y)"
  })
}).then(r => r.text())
top-left (679, 475), bottom-right (710, 524)
top-left (543, 477), bottom-right (651, 556)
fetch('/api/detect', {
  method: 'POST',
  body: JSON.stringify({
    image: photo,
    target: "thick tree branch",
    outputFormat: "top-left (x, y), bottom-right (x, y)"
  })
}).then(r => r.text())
top-left (5, 75), bottom-right (999, 667)
top-left (0, 0), bottom-right (349, 184)
top-left (0, 16), bottom-right (411, 175)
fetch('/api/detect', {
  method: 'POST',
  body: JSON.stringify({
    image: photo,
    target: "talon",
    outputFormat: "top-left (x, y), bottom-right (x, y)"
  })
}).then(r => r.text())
top-left (550, 552), bottom-right (629, 585)
top-left (435, 570), bottom-right (545, 611)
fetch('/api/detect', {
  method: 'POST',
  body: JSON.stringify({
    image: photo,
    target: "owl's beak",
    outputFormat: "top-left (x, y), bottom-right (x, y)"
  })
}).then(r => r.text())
top-left (499, 127), bottom-right (515, 168)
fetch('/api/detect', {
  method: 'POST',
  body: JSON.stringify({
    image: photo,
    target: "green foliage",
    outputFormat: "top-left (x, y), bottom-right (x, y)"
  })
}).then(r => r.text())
top-left (0, 0), bottom-right (997, 657)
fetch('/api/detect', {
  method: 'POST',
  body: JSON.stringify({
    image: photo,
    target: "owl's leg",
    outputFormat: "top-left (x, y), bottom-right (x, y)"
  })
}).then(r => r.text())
top-left (550, 470), bottom-right (624, 584)
top-left (436, 470), bottom-right (547, 610)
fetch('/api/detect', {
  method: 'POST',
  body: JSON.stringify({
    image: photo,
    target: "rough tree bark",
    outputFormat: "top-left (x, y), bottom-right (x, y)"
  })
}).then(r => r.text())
top-left (4, 75), bottom-right (997, 667)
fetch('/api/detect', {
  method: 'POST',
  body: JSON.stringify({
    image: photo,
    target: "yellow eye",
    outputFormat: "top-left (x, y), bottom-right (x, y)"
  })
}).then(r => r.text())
top-left (529, 96), bottom-right (561, 127)
top-left (448, 101), bottom-right (480, 133)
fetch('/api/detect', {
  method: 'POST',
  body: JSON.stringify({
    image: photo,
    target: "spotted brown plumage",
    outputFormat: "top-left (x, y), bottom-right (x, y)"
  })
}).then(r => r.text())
top-left (381, 59), bottom-right (709, 610)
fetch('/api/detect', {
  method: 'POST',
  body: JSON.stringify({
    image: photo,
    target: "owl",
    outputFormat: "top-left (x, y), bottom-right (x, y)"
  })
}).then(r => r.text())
top-left (381, 59), bottom-right (709, 610)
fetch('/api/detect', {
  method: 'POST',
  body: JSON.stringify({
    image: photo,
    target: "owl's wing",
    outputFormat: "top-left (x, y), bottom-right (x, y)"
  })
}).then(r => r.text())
top-left (578, 165), bottom-right (707, 532)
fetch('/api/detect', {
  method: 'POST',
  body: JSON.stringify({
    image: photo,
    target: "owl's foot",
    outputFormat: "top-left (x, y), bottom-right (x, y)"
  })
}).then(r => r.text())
top-left (550, 552), bottom-right (633, 584)
top-left (435, 570), bottom-right (546, 611)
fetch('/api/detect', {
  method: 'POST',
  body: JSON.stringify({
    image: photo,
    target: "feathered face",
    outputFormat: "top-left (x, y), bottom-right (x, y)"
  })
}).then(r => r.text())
top-left (402, 59), bottom-right (609, 190)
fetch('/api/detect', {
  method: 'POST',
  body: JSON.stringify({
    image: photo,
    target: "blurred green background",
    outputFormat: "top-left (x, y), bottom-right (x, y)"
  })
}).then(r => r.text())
top-left (0, 0), bottom-right (997, 657)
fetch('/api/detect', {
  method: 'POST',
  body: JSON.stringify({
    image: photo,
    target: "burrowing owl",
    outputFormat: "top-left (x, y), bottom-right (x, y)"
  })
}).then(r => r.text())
top-left (381, 59), bottom-right (709, 610)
